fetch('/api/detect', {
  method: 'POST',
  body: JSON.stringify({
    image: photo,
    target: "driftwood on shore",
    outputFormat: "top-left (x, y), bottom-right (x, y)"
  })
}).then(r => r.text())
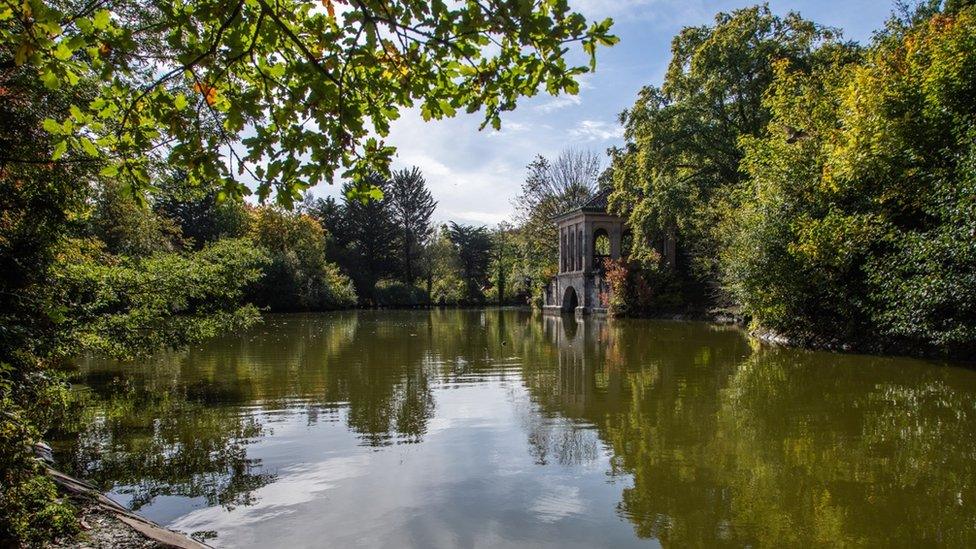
top-left (44, 466), bottom-right (209, 549)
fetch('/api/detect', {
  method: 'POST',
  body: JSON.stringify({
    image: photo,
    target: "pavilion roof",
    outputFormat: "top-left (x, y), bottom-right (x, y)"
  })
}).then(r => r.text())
top-left (552, 187), bottom-right (612, 221)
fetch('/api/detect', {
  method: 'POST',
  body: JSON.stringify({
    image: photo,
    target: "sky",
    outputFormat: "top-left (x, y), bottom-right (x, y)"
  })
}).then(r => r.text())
top-left (311, 0), bottom-right (899, 226)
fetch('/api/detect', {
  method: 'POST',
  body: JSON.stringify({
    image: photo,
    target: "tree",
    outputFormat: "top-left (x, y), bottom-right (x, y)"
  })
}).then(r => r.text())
top-left (338, 177), bottom-right (398, 300)
top-left (88, 179), bottom-right (181, 256)
top-left (488, 221), bottom-right (520, 305)
top-left (248, 206), bottom-right (356, 310)
top-left (0, 59), bottom-right (96, 546)
top-left (722, 3), bottom-right (976, 355)
top-left (608, 6), bottom-right (841, 290)
top-left (155, 171), bottom-right (250, 249)
top-left (514, 149), bottom-right (602, 229)
top-left (2, 0), bottom-right (617, 203)
top-left (422, 225), bottom-right (465, 305)
top-left (388, 167), bottom-right (437, 284)
top-left (446, 222), bottom-right (492, 302)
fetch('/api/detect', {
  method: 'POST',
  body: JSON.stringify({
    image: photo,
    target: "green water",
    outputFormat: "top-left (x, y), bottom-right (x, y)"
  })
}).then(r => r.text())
top-left (53, 310), bottom-right (976, 547)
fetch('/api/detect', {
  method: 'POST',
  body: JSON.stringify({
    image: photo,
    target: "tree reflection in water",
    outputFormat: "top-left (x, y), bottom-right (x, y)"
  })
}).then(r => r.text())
top-left (52, 310), bottom-right (976, 546)
top-left (526, 314), bottom-right (976, 547)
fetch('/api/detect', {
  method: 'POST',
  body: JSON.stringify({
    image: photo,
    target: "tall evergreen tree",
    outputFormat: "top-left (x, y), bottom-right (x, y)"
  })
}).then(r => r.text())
top-left (339, 177), bottom-right (398, 300)
top-left (447, 222), bottom-right (493, 302)
top-left (388, 167), bottom-right (437, 284)
top-left (305, 195), bottom-right (348, 264)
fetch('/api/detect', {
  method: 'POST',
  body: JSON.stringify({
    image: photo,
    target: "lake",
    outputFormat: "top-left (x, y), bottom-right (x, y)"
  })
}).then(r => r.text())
top-left (52, 309), bottom-right (976, 547)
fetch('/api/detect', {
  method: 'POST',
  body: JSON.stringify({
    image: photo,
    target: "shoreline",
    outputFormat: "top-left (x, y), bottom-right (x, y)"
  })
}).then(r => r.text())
top-left (270, 306), bottom-right (972, 362)
top-left (43, 465), bottom-right (208, 549)
top-left (595, 308), bottom-right (974, 364)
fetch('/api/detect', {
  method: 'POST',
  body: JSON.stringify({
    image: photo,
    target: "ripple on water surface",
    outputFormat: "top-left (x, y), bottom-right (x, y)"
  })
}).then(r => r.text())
top-left (52, 309), bottom-right (976, 548)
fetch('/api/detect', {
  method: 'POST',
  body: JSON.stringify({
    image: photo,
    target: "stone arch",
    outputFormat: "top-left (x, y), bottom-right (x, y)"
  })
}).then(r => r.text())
top-left (561, 285), bottom-right (578, 313)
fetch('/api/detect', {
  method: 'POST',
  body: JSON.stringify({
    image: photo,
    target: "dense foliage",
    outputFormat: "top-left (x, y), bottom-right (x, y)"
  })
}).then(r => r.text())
top-left (306, 172), bottom-right (505, 306)
top-left (608, 1), bottom-right (976, 355)
top-left (608, 6), bottom-right (843, 302)
top-left (248, 207), bottom-right (356, 310)
top-left (722, 2), bottom-right (976, 353)
top-left (1, 0), bottom-right (616, 203)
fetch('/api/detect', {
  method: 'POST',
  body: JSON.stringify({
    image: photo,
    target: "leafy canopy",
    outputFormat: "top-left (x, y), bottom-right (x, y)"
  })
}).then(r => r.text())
top-left (1, 0), bottom-right (617, 204)
top-left (608, 5), bottom-right (838, 269)
top-left (722, 3), bottom-right (976, 353)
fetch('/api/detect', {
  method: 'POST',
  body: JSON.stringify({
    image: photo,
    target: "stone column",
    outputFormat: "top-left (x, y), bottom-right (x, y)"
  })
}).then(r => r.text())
top-left (577, 225), bottom-right (583, 272)
top-left (610, 221), bottom-right (622, 260)
top-left (559, 228), bottom-right (565, 273)
top-left (582, 220), bottom-right (592, 273)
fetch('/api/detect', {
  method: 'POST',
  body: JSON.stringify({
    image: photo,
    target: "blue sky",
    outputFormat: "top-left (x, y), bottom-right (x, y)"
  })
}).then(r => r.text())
top-left (312, 0), bottom-right (898, 226)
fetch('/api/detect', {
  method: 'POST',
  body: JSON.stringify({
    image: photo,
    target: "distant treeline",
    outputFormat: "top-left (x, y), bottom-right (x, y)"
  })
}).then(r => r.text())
top-left (77, 167), bottom-right (527, 311)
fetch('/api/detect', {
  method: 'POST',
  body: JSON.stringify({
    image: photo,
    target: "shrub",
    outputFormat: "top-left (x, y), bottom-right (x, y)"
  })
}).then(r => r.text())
top-left (0, 378), bottom-right (78, 546)
top-left (248, 207), bottom-right (357, 310)
top-left (53, 238), bottom-right (269, 356)
top-left (722, 6), bottom-right (976, 354)
top-left (431, 274), bottom-right (467, 306)
top-left (373, 280), bottom-right (427, 307)
top-left (603, 257), bottom-right (682, 317)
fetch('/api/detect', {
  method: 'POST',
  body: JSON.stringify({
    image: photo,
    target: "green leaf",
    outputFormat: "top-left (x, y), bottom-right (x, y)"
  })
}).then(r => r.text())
top-left (80, 137), bottom-right (99, 157)
top-left (42, 118), bottom-right (62, 134)
top-left (174, 93), bottom-right (188, 110)
top-left (267, 63), bottom-right (285, 79)
top-left (92, 10), bottom-right (111, 30)
top-left (41, 70), bottom-right (60, 90)
top-left (54, 43), bottom-right (73, 61)
top-left (76, 17), bottom-right (92, 33)
top-left (100, 164), bottom-right (119, 177)
top-left (439, 100), bottom-right (456, 117)
top-left (52, 140), bottom-right (67, 160)
top-left (14, 42), bottom-right (29, 65)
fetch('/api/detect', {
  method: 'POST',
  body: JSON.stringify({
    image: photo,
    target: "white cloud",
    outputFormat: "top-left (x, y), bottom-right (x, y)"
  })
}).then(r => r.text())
top-left (535, 95), bottom-right (582, 113)
top-left (487, 121), bottom-right (531, 137)
top-left (530, 484), bottom-right (584, 523)
top-left (569, 119), bottom-right (624, 141)
top-left (447, 210), bottom-right (510, 226)
top-left (394, 152), bottom-right (452, 177)
top-left (170, 455), bottom-right (370, 533)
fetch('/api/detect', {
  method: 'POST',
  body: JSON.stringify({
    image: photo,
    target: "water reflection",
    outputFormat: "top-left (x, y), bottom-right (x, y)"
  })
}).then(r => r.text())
top-left (53, 310), bottom-right (976, 547)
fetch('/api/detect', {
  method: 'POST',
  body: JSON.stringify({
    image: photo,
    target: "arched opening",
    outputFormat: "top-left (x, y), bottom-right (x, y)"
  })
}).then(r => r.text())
top-left (593, 228), bottom-right (610, 271)
top-left (561, 285), bottom-right (578, 313)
